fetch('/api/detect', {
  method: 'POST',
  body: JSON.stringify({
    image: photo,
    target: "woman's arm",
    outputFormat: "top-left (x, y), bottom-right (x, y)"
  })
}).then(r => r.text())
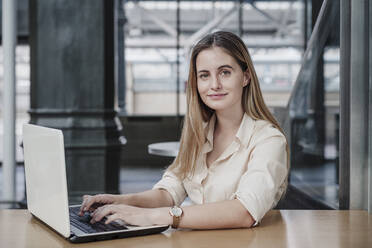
top-left (80, 168), bottom-right (186, 215)
top-left (119, 189), bottom-right (174, 208)
top-left (169, 199), bottom-right (255, 229)
top-left (90, 199), bottom-right (255, 229)
top-left (79, 189), bottom-right (174, 215)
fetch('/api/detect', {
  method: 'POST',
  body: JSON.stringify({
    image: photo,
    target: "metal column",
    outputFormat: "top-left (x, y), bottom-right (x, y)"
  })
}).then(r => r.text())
top-left (2, 0), bottom-right (17, 205)
top-left (368, 0), bottom-right (372, 214)
top-left (117, 0), bottom-right (127, 114)
top-left (239, 0), bottom-right (243, 37)
top-left (349, 0), bottom-right (369, 210)
top-left (339, 0), bottom-right (351, 210)
top-left (176, 0), bottom-right (180, 119)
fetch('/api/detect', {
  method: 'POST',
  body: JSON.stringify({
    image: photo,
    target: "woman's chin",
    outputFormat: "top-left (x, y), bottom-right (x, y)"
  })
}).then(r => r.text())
top-left (204, 103), bottom-right (230, 112)
top-left (204, 100), bottom-right (242, 114)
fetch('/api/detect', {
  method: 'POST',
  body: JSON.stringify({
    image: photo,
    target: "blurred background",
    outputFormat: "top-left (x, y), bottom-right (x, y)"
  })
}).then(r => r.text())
top-left (0, 0), bottom-right (371, 212)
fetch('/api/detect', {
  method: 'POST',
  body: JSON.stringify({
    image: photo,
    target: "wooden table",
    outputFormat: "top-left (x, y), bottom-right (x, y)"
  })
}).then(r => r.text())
top-left (0, 210), bottom-right (370, 248)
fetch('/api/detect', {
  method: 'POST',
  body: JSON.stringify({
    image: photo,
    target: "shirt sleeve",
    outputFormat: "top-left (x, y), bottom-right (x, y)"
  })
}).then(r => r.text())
top-left (234, 135), bottom-right (288, 224)
top-left (152, 169), bottom-right (187, 206)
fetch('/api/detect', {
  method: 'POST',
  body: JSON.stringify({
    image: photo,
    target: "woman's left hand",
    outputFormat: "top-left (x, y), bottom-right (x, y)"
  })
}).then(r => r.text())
top-left (89, 204), bottom-right (171, 227)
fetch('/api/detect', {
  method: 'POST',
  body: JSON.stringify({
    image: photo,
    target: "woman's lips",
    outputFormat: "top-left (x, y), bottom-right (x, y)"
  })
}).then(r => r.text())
top-left (207, 93), bottom-right (228, 100)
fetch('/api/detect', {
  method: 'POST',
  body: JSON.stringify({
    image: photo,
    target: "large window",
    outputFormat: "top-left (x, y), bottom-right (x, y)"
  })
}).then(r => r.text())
top-left (118, 0), bottom-right (305, 115)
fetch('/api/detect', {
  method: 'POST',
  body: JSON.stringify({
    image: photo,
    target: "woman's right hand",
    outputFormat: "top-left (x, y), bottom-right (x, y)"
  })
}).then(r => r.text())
top-left (79, 194), bottom-right (121, 216)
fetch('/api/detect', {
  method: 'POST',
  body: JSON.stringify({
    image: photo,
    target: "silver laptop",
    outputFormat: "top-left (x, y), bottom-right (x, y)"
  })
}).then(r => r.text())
top-left (22, 124), bottom-right (169, 243)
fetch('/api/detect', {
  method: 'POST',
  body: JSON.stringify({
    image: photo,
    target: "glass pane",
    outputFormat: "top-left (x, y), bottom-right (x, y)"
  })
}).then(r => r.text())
top-left (287, 1), bottom-right (340, 208)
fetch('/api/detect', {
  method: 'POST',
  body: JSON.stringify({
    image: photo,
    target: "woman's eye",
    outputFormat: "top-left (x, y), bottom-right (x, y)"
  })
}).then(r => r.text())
top-left (220, 70), bottom-right (231, 77)
top-left (199, 74), bottom-right (208, 79)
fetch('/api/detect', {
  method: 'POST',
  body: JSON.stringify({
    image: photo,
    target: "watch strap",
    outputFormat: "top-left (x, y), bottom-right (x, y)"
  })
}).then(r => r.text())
top-left (172, 215), bottom-right (181, 229)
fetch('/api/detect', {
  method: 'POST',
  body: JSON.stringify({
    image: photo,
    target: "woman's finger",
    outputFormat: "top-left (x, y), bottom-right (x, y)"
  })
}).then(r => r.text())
top-left (90, 205), bottom-right (104, 221)
top-left (83, 195), bottom-right (98, 212)
top-left (79, 195), bottom-right (91, 215)
top-left (104, 213), bottom-right (121, 225)
top-left (84, 194), bottom-right (107, 212)
top-left (91, 205), bottom-right (116, 223)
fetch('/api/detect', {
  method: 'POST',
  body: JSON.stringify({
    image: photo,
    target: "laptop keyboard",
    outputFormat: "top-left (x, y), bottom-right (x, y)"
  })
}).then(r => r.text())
top-left (69, 206), bottom-right (128, 233)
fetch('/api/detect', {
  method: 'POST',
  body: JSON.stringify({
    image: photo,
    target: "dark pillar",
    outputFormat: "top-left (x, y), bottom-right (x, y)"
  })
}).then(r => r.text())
top-left (307, 0), bottom-right (326, 160)
top-left (340, 0), bottom-right (351, 208)
top-left (29, 0), bottom-right (124, 203)
top-left (238, 0), bottom-right (243, 37)
top-left (303, 0), bottom-right (311, 50)
top-left (117, 0), bottom-right (127, 114)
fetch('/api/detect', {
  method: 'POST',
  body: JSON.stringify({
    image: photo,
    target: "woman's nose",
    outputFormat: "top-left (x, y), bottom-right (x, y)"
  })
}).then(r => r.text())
top-left (210, 76), bottom-right (222, 90)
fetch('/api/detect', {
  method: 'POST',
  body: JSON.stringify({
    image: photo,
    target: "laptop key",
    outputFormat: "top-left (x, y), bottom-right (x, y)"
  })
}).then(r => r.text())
top-left (69, 206), bottom-right (128, 233)
top-left (70, 218), bottom-right (97, 233)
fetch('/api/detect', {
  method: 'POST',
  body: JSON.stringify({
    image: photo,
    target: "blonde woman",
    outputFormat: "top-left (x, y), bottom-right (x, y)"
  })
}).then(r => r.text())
top-left (80, 31), bottom-right (289, 229)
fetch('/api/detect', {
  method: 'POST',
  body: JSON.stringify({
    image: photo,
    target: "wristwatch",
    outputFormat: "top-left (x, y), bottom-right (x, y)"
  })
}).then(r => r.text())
top-left (169, 206), bottom-right (183, 229)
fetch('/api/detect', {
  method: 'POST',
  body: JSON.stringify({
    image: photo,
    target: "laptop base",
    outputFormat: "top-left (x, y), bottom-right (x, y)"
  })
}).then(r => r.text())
top-left (69, 225), bottom-right (169, 243)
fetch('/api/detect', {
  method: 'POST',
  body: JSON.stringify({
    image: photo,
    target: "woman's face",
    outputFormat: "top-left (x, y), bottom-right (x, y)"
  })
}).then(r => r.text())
top-left (196, 46), bottom-right (249, 114)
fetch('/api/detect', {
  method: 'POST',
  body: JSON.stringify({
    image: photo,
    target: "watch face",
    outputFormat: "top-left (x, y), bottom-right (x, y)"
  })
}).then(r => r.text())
top-left (171, 206), bottom-right (183, 217)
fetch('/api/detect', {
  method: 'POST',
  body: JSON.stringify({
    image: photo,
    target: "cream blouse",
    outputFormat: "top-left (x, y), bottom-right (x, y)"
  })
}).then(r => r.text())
top-left (153, 113), bottom-right (288, 223)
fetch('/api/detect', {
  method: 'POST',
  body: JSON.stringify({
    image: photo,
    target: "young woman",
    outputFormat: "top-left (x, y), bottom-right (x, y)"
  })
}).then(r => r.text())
top-left (80, 31), bottom-right (289, 229)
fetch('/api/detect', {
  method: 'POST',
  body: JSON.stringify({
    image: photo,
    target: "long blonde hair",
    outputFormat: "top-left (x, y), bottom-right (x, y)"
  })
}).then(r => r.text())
top-left (169, 31), bottom-right (289, 179)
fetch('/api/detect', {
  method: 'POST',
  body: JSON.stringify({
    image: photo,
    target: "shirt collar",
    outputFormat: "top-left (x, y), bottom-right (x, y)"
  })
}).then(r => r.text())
top-left (200, 115), bottom-right (216, 154)
top-left (205, 114), bottom-right (216, 146)
top-left (203, 112), bottom-right (255, 150)
top-left (235, 113), bottom-right (255, 148)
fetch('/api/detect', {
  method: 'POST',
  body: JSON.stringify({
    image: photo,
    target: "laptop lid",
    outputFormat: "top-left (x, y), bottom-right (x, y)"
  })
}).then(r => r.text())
top-left (23, 124), bottom-right (71, 238)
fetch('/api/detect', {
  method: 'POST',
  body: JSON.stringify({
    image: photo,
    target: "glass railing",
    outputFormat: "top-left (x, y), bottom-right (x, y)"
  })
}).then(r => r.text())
top-left (281, 0), bottom-right (340, 209)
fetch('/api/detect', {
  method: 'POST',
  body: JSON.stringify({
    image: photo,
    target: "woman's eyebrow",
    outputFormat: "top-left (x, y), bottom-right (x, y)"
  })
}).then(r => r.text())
top-left (197, 65), bottom-right (233, 74)
top-left (218, 65), bottom-right (233, 70)
top-left (197, 70), bottom-right (209, 74)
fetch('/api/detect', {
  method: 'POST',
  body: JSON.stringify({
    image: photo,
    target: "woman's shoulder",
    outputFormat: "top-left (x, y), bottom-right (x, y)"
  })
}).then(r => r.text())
top-left (251, 119), bottom-right (286, 144)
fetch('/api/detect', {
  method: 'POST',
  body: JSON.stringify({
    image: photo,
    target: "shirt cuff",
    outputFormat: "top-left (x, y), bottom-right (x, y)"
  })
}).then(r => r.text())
top-left (153, 182), bottom-right (184, 206)
top-left (234, 191), bottom-right (265, 225)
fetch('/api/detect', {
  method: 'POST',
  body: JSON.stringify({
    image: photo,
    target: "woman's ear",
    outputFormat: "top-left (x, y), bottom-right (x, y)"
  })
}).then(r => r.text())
top-left (243, 70), bottom-right (250, 87)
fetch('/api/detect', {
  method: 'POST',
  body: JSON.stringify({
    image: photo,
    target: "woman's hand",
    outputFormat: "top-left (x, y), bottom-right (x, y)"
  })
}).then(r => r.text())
top-left (90, 204), bottom-right (172, 227)
top-left (79, 194), bottom-right (121, 216)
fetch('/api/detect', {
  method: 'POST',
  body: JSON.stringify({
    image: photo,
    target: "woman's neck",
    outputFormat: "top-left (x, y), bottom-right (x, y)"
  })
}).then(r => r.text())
top-left (215, 109), bottom-right (244, 134)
